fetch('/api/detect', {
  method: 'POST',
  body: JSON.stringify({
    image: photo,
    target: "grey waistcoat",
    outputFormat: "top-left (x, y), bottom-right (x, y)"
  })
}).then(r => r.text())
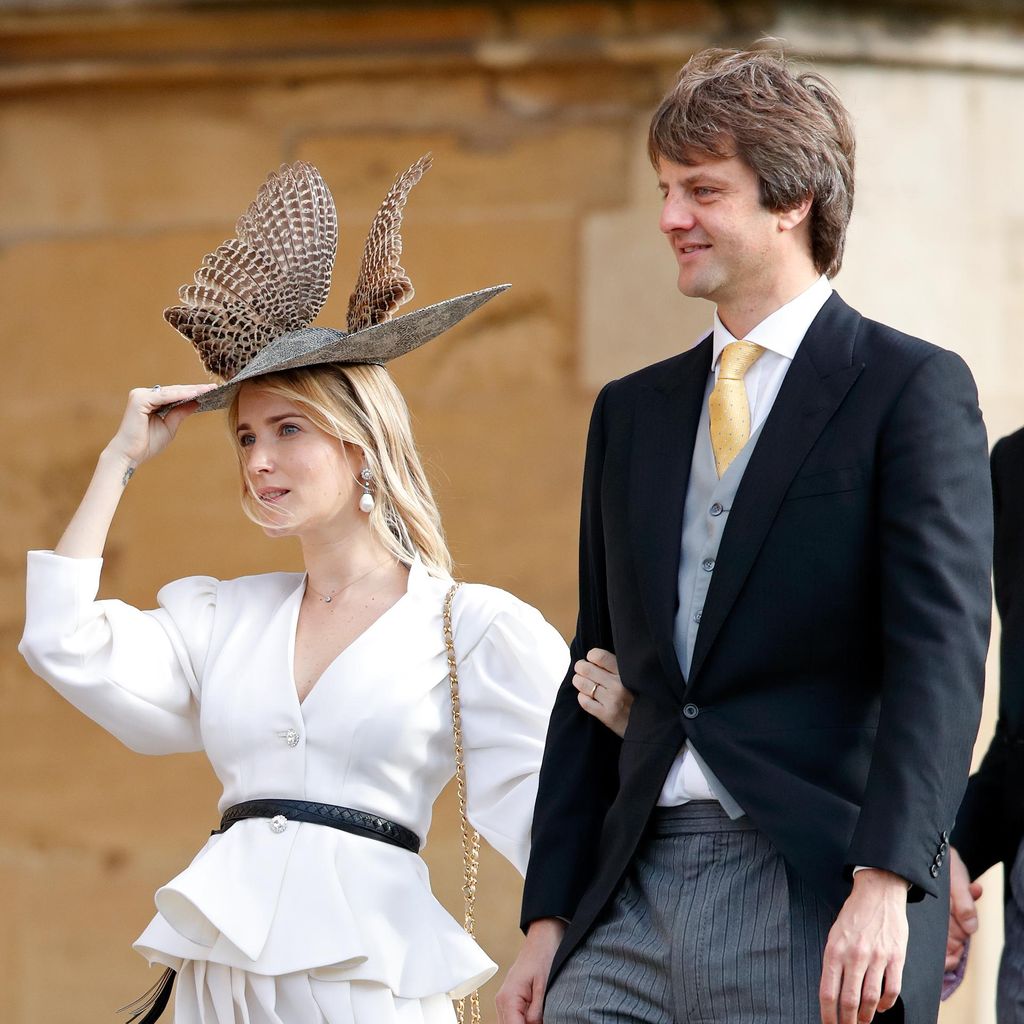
top-left (670, 376), bottom-right (765, 818)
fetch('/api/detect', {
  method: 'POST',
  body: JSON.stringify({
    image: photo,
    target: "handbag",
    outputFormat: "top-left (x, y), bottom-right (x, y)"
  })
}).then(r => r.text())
top-left (941, 939), bottom-right (969, 1001)
top-left (443, 583), bottom-right (482, 1024)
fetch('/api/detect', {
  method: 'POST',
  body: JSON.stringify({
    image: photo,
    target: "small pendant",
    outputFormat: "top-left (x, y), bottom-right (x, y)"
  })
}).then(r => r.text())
top-left (324, 595), bottom-right (332, 603)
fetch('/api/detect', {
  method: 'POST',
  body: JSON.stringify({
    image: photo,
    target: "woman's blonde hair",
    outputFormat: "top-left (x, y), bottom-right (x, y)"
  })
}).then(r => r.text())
top-left (228, 363), bottom-right (453, 577)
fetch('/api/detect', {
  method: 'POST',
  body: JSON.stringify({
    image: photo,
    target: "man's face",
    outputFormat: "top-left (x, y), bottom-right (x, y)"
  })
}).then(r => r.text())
top-left (657, 152), bottom-right (780, 308)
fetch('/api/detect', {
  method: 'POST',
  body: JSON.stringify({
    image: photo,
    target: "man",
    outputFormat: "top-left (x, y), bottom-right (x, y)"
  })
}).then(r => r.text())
top-left (947, 427), bottom-right (1024, 1020)
top-left (497, 46), bottom-right (992, 1024)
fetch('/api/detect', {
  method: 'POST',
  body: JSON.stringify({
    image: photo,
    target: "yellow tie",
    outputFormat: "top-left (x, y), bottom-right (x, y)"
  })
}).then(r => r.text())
top-left (709, 340), bottom-right (765, 477)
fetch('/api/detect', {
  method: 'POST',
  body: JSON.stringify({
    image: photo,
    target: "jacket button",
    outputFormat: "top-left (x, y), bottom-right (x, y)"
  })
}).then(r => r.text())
top-left (683, 703), bottom-right (699, 720)
top-left (930, 864), bottom-right (940, 878)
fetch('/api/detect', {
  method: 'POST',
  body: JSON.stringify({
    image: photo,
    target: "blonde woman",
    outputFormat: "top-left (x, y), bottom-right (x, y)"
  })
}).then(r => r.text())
top-left (18, 160), bottom-right (617, 1023)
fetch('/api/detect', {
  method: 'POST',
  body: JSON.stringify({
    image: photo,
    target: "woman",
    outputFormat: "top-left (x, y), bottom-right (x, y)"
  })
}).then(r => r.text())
top-left (18, 157), bottom-right (628, 1024)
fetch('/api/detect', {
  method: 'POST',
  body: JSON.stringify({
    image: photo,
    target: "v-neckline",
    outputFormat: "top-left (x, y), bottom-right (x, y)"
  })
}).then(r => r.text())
top-left (287, 561), bottom-right (415, 710)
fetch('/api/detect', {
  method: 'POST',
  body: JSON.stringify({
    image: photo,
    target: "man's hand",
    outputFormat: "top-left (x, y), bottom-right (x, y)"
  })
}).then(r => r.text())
top-left (496, 918), bottom-right (566, 1024)
top-left (819, 868), bottom-right (909, 1024)
top-left (946, 846), bottom-right (982, 972)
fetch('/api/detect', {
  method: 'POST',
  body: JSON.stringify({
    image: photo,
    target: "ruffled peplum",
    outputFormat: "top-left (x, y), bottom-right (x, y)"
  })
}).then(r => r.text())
top-left (134, 819), bottom-right (496, 1000)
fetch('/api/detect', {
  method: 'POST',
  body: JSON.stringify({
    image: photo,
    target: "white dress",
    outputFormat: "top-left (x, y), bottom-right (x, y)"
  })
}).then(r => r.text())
top-left (19, 550), bottom-right (568, 1024)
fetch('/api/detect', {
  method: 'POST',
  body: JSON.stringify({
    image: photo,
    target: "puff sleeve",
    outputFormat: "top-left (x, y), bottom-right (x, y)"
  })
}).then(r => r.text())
top-left (18, 550), bottom-right (216, 755)
top-left (451, 586), bottom-right (568, 876)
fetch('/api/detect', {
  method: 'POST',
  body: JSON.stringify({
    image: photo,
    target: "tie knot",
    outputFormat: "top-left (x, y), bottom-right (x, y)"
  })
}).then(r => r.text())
top-left (719, 340), bottom-right (765, 381)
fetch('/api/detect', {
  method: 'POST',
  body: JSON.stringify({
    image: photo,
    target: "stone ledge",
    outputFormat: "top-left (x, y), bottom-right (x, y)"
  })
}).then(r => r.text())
top-left (776, 6), bottom-right (1024, 76)
top-left (4, 1), bottom-right (1024, 94)
top-left (0, 2), bottom-right (720, 92)
top-left (4, 0), bottom-right (1022, 13)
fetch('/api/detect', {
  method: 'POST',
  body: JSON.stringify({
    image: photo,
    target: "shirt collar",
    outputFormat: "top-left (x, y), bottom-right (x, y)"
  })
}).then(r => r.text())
top-left (712, 275), bottom-right (832, 369)
top-left (407, 550), bottom-right (433, 589)
top-left (407, 549), bottom-right (456, 592)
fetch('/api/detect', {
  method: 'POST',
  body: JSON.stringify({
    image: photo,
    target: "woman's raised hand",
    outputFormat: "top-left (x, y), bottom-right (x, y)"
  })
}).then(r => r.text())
top-left (54, 383), bottom-right (217, 559)
top-left (107, 384), bottom-right (218, 469)
top-left (573, 648), bottom-right (633, 738)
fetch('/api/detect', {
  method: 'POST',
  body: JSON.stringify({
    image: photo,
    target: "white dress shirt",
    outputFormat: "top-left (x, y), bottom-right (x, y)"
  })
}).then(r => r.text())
top-left (657, 274), bottom-right (833, 807)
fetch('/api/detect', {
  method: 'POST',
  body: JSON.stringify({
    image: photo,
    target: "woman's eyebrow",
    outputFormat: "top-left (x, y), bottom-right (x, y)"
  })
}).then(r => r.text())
top-left (235, 412), bottom-right (305, 432)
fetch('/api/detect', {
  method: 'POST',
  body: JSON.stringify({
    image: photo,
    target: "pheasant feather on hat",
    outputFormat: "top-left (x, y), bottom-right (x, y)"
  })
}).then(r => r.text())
top-left (163, 154), bottom-right (508, 412)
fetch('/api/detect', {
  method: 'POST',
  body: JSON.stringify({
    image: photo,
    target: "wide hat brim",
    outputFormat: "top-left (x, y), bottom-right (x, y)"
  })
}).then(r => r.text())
top-left (171, 283), bottom-right (509, 414)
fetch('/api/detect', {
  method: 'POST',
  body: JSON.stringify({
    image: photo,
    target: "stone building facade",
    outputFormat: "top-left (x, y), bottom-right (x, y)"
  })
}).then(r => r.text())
top-left (2, 2), bottom-right (1023, 1021)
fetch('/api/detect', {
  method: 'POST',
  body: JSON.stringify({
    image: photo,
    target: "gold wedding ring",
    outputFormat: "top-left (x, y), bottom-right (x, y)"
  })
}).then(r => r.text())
top-left (590, 682), bottom-right (599, 699)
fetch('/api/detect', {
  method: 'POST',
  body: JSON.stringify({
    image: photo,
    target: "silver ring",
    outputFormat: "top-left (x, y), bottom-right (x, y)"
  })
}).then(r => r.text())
top-left (150, 384), bottom-right (161, 391)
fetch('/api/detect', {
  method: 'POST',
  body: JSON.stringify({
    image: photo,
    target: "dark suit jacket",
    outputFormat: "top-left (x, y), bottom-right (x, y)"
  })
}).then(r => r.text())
top-left (522, 293), bottom-right (992, 1023)
top-left (953, 427), bottom-right (1024, 884)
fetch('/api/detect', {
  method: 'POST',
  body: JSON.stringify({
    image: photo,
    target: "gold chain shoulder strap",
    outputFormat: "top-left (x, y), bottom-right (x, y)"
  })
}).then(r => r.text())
top-left (443, 582), bottom-right (482, 1024)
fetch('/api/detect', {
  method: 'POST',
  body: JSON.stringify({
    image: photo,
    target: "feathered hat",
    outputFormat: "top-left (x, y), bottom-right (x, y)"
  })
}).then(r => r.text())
top-left (162, 154), bottom-right (507, 412)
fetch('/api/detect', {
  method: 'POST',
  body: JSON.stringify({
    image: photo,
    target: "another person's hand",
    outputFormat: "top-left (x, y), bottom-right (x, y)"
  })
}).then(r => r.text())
top-left (107, 384), bottom-right (217, 470)
top-left (496, 917), bottom-right (566, 1024)
top-left (573, 648), bottom-right (633, 738)
top-left (819, 868), bottom-right (909, 1024)
top-left (946, 846), bottom-right (982, 972)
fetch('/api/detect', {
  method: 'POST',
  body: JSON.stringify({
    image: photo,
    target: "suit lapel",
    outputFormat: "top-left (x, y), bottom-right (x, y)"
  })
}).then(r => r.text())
top-left (688, 293), bottom-right (865, 685)
top-left (629, 337), bottom-right (712, 700)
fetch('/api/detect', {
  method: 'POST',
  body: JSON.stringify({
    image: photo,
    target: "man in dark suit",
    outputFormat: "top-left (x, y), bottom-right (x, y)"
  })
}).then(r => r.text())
top-left (948, 427), bottom-right (1024, 1019)
top-left (496, 46), bottom-right (992, 1024)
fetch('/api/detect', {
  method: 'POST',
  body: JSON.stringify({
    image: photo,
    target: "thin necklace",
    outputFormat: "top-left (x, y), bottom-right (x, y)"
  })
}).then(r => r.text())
top-left (305, 559), bottom-right (392, 605)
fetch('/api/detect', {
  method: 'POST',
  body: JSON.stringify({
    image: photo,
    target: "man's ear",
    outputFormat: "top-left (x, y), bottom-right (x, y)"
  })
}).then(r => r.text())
top-left (778, 194), bottom-right (813, 232)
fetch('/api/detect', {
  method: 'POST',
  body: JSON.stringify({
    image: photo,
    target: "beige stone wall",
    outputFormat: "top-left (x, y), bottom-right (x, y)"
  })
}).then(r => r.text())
top-left (3, 3), bottom-right (1023, 1022)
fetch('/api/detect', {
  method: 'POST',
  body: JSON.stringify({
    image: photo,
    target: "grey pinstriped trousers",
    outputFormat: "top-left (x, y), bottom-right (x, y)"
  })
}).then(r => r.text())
top-left (544, 802), bottom-right (834, 1024)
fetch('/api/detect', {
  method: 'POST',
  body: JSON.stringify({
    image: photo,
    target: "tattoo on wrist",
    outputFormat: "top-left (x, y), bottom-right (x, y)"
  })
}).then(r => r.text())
top-left (122, 464), bottom-right (136, 487)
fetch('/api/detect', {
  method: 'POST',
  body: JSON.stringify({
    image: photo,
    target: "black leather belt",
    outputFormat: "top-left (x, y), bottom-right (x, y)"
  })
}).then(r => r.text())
top-left (214, 798), bottom-right (421, 853)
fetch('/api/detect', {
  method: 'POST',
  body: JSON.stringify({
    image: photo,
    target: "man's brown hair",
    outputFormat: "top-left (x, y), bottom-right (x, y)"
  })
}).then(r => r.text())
top-left (648, 45), bottom-right (856, 278)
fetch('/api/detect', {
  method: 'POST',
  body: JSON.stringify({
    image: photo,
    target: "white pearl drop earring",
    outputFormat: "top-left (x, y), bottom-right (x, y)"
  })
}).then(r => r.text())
top-left (359, 467), bottom-right (375, 513)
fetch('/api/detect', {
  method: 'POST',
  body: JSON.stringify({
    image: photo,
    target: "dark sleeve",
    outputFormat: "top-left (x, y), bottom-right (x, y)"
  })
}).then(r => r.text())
top-left (952, 731), bottom-right (1009, 880)
top-left (952, 436), bottom-right (1009, 880)
top-left (845, 350), bottom-right (993, 898)
top-left (520, 383), bottom-right (623, 928)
